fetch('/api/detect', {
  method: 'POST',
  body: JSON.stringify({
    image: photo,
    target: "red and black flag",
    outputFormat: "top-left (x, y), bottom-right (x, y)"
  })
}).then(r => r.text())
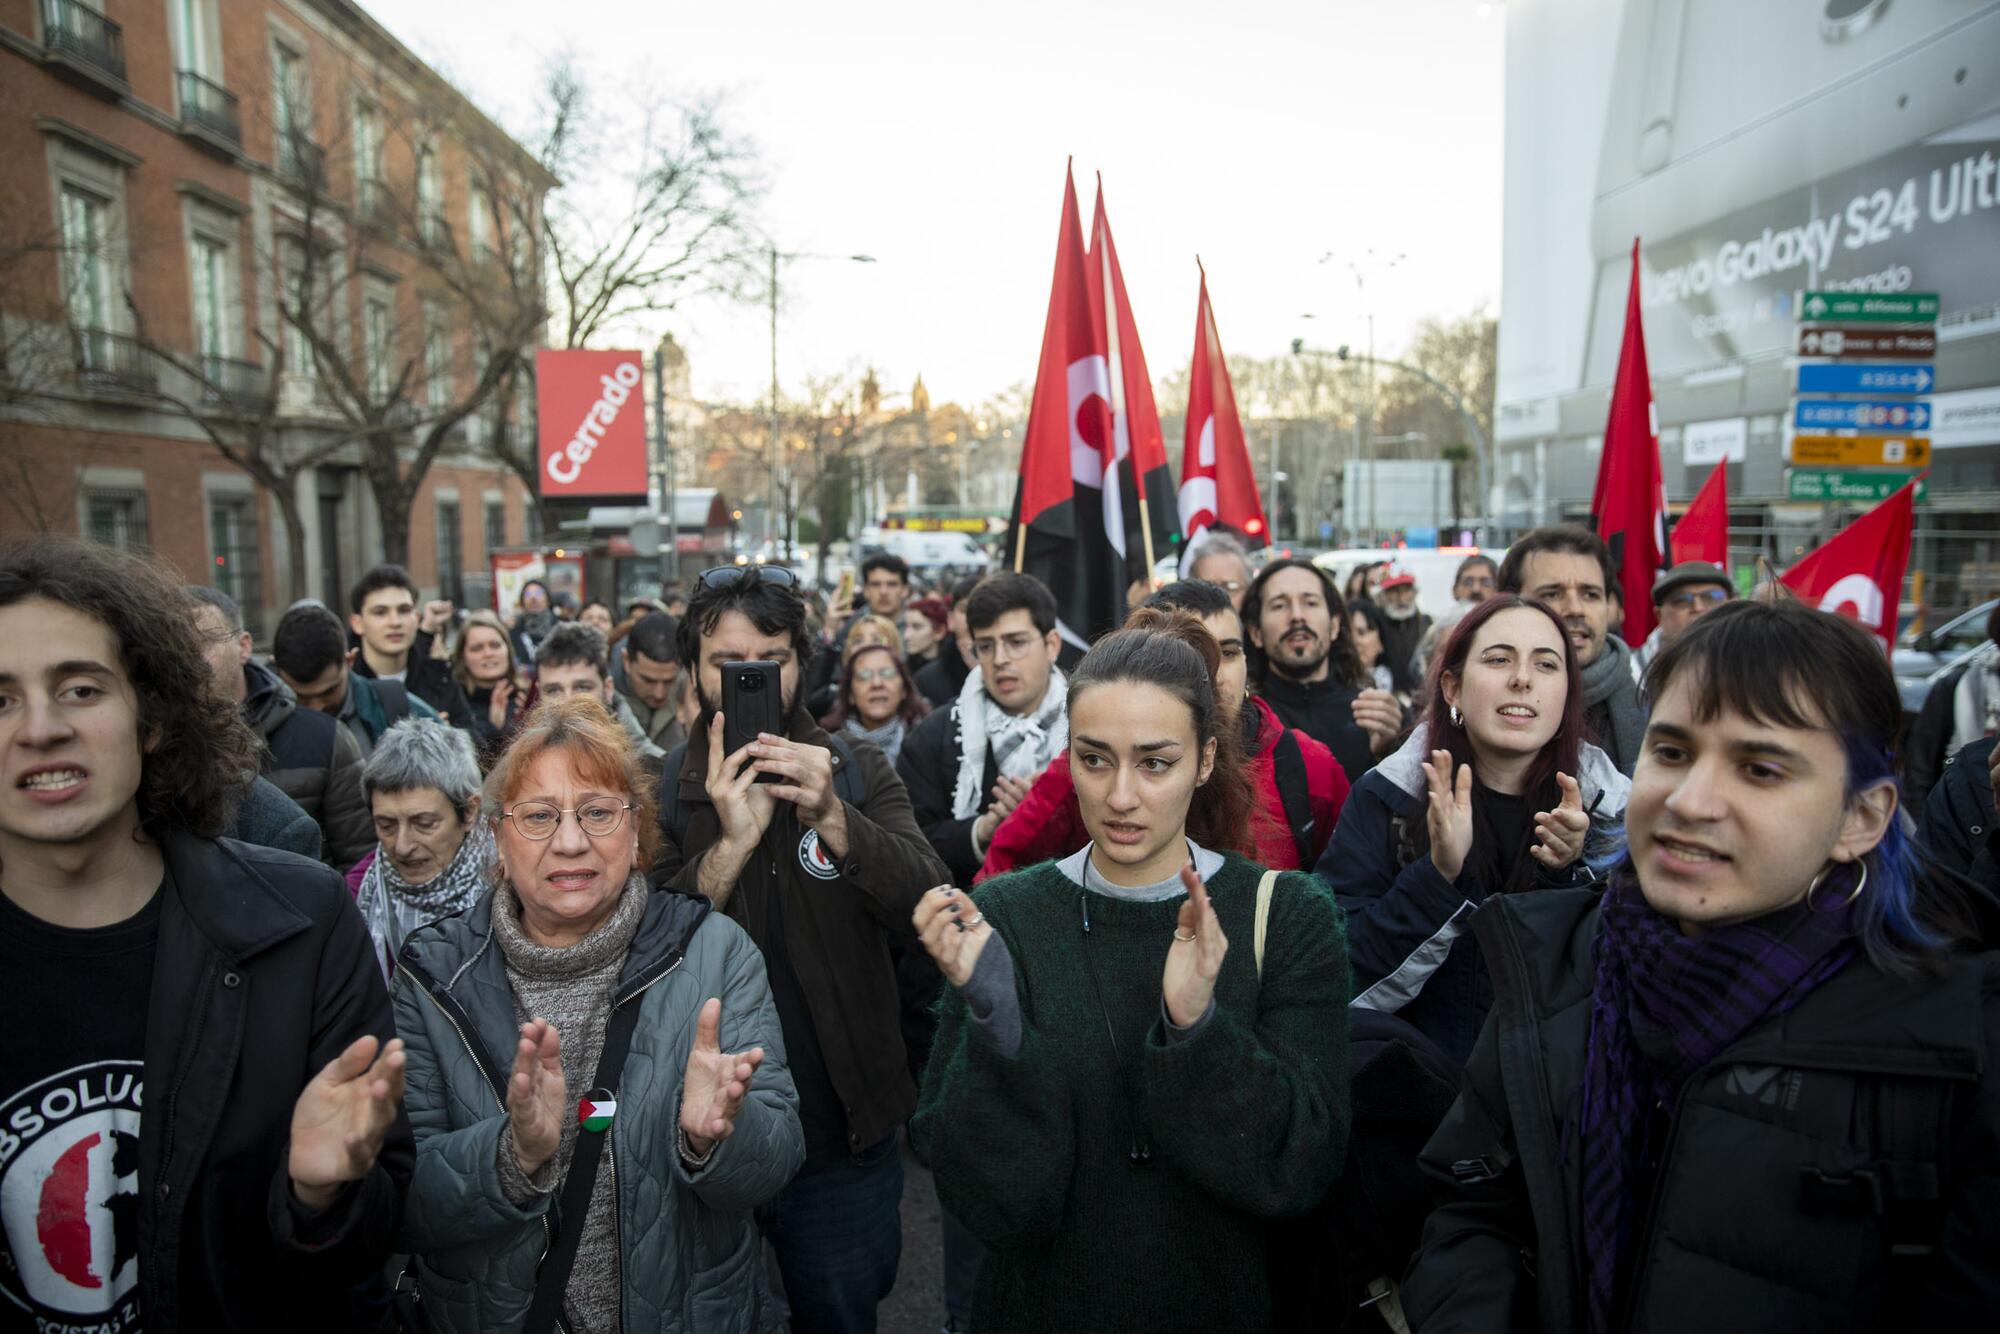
top-left (1591, 237), bottom-right (1669, 644)
top-left (1178, 263), bottom-right (1268, 566)
top-left (1008, 164), bottom-right (1127, 651)
top-left (1088, 180), bottom-right (1179, 583)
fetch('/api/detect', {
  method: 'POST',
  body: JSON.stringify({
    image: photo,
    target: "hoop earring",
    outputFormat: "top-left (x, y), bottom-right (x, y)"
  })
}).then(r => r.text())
top-left (1806, 859), bottom-right (1869, 911)
top-left (1449, 704), bottom-right (1462, 727)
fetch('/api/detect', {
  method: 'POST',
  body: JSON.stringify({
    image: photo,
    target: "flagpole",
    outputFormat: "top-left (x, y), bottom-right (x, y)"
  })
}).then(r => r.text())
top-left (1097, 175), bottom-right (1157, 580)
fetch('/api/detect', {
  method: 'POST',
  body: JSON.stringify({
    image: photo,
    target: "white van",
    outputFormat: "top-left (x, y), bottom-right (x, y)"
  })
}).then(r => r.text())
top-left (856, 527), bottom-right (991, 581)
top-left (1311, 547), bottom-right (1505, 620)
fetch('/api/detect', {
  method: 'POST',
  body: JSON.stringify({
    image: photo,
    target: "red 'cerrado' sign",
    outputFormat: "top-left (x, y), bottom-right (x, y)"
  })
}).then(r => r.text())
top-left (536, 348), bottom-right (647, 498)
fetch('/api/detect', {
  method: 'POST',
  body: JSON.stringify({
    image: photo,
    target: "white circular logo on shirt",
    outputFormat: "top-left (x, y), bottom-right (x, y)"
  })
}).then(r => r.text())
top-left (798, 829), bottom-right (840, 880)
top-left (0, 1061), bottom-right (144, 1322)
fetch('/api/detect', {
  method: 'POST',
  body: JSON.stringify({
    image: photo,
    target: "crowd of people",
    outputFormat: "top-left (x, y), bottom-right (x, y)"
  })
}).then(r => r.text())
top-left (1, 527), bottom-right (1995, 1334)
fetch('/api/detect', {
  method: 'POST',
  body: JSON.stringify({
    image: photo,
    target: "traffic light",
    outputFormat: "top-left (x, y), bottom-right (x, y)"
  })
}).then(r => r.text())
top-left (1337, 344), bottom-right (1351, 361)
top-left (1290, 337), bottom-right (1304, 355)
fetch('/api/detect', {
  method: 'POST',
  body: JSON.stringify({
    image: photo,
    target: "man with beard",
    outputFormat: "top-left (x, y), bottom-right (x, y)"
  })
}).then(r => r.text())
top-left (1245, 559), bottom-right (1403, 785)
top-left (1498, 525), bottom-right (1645, 775)
top-left (653, 565), bottom-right (949, 1332)
top-left (1372, 565), bottom-right (1433, 693)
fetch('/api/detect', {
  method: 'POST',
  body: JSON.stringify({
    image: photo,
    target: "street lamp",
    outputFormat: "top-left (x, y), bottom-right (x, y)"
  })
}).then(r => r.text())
top-left (1291, 339), bottom-right (1494, 543)
top-left (767, 244), bottom-right (877, 562)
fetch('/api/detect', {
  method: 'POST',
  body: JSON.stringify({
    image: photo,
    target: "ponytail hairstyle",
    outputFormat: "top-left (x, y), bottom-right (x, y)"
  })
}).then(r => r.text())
top-left (1067, 608), bottom-right (1258, 858)
top-left (1641, 598), bottom-right (1976, 975)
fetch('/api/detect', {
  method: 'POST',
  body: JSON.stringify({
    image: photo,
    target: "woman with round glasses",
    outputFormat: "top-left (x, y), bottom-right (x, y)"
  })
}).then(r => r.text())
top-left (394, 696), bottom-right (804, 1332)
top-left (821, 642), bottom-right (930, 764)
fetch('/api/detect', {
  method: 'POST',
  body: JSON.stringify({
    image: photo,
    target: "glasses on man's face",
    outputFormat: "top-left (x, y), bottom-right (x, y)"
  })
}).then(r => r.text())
top-left (698, 565), bottom-right (799, 591)
top-left (973, 632), bottom-right (1040, 662)
top-left (1665, 587), bottom-right (1729, 613)
top-left (503, 799), bottom-right (633, 840)
top-left (850, 665), bottom-right (901, 685)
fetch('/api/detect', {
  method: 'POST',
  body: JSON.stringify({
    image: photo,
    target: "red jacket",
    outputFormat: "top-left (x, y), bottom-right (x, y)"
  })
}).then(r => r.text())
top-left (977, 696), bottom-right (1349, 881)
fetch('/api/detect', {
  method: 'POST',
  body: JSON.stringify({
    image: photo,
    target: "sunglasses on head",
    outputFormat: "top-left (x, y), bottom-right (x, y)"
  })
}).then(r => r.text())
top-left (697, 565), bottom-right (800, 591)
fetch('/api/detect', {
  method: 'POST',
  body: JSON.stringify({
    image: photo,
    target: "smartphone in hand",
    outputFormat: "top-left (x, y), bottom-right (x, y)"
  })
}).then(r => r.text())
top-left (721, 661), bottom-right (784, 782)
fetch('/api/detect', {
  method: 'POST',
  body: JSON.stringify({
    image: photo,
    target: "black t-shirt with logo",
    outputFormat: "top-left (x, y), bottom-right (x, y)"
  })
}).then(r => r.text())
top-left (0, 878), bottom-right (159, 1334)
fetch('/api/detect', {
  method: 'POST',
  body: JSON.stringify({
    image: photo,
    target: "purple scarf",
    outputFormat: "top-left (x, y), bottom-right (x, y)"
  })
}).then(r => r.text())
top-left (1577, 870), bottom-right (1859, 1333)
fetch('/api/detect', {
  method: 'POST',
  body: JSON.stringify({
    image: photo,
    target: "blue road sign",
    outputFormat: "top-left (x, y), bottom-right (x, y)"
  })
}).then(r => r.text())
top-left (1795, 363), bottom-right (1934, 395)
top-left (1794, 399), bottom-right (1933, 432)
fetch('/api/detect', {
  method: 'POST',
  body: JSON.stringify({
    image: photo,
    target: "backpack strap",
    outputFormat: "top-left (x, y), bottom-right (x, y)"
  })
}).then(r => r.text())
top-left (1271, 729), bottom-right (1316, 868)
top-left (1254, 869), bottom-right (1278, 979)
top-left (374, 678), bottom-right (412, 727)
top-left (824, 732), bottom-right (870, 810)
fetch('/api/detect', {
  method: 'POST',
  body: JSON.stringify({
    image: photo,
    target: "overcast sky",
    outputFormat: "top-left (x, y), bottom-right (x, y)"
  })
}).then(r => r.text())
top-left (366, 0), bottom-right (1505, 411)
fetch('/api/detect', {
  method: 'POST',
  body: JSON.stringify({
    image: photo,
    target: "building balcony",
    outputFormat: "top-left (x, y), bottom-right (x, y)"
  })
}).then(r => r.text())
top-left (277, 131), bottom-right (327, 188)
top-left (177, 70), bottom-right (242, 156)
top-left (39, 0), bottom-right (127, 97)
top-left (200, 354), bottom-right (266, 410)
top-left (72, 328), bottom-right (156, 396)
top-left (357, 177), bottom-right (396, 226)
top-left (279, 371), bottom-right (339, 419)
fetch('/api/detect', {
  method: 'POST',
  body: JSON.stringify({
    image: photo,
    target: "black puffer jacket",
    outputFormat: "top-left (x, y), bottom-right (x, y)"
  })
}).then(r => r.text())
top-left (242, 661), bottom-right (373, 867)
top-left (1922, 737), bottom-right (1998, 895)
top-left (1403, 888), bottom-right (2000, 1333)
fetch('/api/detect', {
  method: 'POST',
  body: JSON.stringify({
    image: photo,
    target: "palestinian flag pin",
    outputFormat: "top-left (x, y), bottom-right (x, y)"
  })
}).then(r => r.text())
top-left (578, 1089), bottom-right (617, 1133)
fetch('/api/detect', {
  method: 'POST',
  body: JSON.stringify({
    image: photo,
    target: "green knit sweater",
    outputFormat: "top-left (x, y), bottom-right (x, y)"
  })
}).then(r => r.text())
top-left (911, 853), bottom-right (1352, 1332)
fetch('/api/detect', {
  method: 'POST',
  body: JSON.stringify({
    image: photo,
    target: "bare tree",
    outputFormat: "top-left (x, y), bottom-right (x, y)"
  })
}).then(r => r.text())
top-left (0, 222), bottom-right (86, 531)
top-left (456, 62), bottom-right (764, 536)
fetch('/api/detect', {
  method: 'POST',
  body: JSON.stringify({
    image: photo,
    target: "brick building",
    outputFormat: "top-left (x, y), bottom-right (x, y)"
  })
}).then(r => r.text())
top-left (0, 0), bottom-right (552, 635)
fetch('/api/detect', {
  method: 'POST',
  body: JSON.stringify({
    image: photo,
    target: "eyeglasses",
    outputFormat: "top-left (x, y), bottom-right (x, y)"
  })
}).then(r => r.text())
top-left (1664, 588), bottom-right (1729, 613)
top-left (503, 800), bottom-right (633, 840)
top-left (697, 565), bottom-right (799, 591)
top-left (850, 665), bottom-right (901, 684)
top-left (973, 632), bottom-right (1042, 662)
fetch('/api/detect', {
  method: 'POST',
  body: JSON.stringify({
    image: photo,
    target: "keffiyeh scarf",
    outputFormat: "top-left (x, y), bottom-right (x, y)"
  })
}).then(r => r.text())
top-left (950, 665), bottom-right (1069, 819)
top-left (354, 815), bottom-right (496, 978)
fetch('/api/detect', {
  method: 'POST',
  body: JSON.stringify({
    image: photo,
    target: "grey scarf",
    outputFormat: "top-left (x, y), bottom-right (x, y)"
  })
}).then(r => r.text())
top-left (1580, 635), bottom-right (1646, 772)
top-left (354, 817), bottom-right (496, 979)
top-left (844, 715), bottom-right (909, 764)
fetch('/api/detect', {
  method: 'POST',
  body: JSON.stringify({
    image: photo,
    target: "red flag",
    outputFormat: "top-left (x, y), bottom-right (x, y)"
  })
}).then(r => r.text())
top-left (1088, 182), bottom-right (1178, 581)
top-left (1779, 479), bottom-right (1917, 653)
top-left (1008, 164), bottom-right (1123, 648)
top-left (1178, 263), bottom-right (1268, 569)
top-left (1592, 237), bottom-right (1669, 643)
top-left (1671, 462), bottom-right (1729, 567)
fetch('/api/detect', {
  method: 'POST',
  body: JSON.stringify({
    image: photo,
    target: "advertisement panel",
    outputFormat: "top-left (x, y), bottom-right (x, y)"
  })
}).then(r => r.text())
top-left (536, 349), bottom-right (648, 498)
top-left (1581, 118), bottom-right (2000, 383)
top-left (490, 551), bottom-right (586, 624)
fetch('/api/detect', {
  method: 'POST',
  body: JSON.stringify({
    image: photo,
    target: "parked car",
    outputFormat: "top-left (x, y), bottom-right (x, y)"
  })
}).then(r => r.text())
top-left (1893, 598), bottom-right (1997, 713)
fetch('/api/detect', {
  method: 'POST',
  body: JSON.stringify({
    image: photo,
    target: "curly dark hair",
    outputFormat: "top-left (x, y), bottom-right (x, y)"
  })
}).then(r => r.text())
top-left (0, 536), bottom-right (259, 840)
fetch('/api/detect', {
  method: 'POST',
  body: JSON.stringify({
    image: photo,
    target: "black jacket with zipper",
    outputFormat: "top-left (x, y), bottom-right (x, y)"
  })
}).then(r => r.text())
top-left (351, 627), bottom-right (477, 732)
top-left (137, 831), bottom-right (413, 1332)
top-left (896, 694), bottom-right (1000, 888)
top-left (656, 707), bottom-right (950, 1157)
top-left (241, 660), bottom-right (373, 867)
top-left (1921, 736), bottom-right (1998, 895)
top-left (1403, 887), bottom-right (2000, 1333)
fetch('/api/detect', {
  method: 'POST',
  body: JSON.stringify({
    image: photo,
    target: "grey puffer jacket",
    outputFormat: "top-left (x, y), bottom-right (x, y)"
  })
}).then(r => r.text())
top-left (392, 885), bottom-right (804, 1334)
